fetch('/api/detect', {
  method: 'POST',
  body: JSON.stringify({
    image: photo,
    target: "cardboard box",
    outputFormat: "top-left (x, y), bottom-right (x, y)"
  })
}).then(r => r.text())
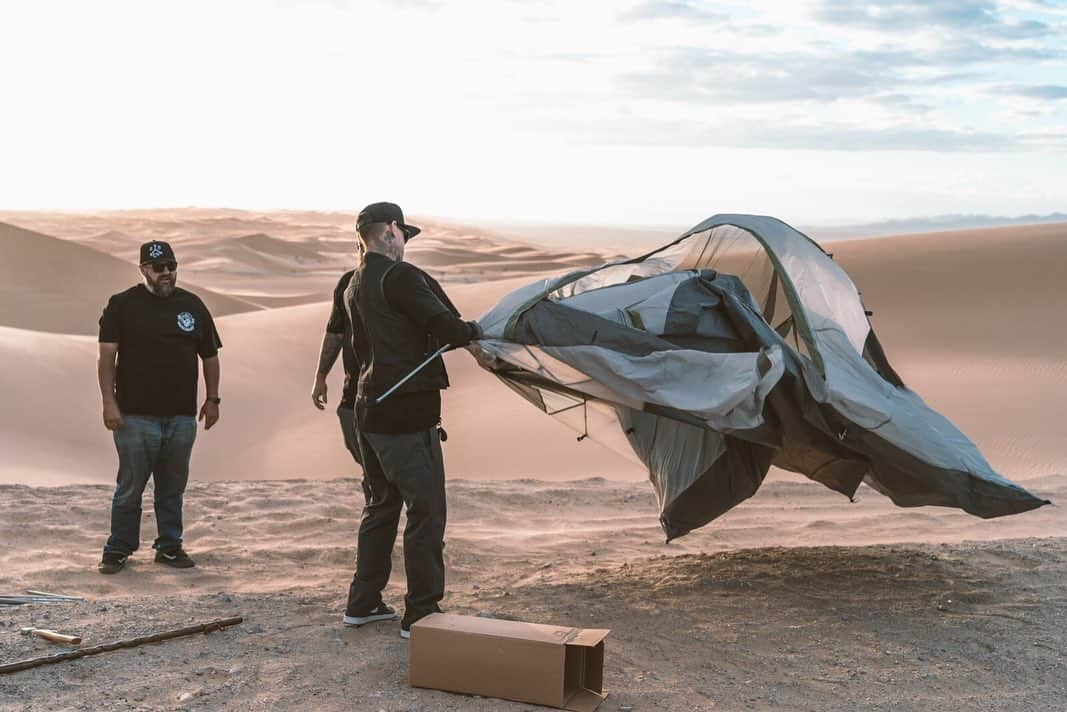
top-left (409, 613), bottom-right (609, 711)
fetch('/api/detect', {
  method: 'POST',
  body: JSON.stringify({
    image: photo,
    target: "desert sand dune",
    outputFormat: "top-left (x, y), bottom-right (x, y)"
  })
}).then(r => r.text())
top-left (0, 296), bottom-right (638, 488)
top-left (182, 237), bottom-right (328, 277)
top-left (0, 213), bottom-right (1064, 492)
top-left (81, 229), bottom-right (139, 253)
top-left (835, 222), bottom-right (1067, 359)
top-left (0, 222), bottom-right (262, 335)
top-left (232, 233), bottom-right (329, 261)
top-left (832, 223), bottom-right (1067, 480)
top-left (0, 210), bottom-right (619, 310)
top-left (0, 211), bottom-right (635, 486)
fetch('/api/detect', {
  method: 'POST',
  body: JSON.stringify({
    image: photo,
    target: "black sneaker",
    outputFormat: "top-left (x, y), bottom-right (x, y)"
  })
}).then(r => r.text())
top-left (343, 603), bottom-right (397, 627)
top-left (98, 552), bottom-right (128, 575)
top-left (154, 548), bottom-right (195, 569)
top-left (400, 609), bottom-right (442, 639)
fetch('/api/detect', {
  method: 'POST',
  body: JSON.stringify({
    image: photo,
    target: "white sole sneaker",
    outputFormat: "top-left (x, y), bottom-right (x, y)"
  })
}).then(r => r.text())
top-left (400, 628), bottom-right (410, 639)
top-left (343, 609), bottom-right (397, 627)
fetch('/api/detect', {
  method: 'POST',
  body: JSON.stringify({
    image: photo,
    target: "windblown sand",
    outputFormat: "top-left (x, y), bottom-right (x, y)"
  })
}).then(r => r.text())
top-left (0, 210), bottom-right (1064, 711)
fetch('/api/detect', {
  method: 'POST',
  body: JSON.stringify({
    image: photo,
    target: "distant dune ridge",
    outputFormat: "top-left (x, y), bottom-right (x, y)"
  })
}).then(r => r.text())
top-left (0, 222), bottom-right (262, 335)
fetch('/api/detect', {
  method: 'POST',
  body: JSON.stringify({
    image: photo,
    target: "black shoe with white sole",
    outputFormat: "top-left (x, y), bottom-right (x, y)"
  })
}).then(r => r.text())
top-left (343, 603), bottom-right (397, 627)
top-left (400, 608), bottom-right (442, 639)
top-left (154, 548), bottom-right (196, 568)
top-left (98, 552), bottom-right (128, 574)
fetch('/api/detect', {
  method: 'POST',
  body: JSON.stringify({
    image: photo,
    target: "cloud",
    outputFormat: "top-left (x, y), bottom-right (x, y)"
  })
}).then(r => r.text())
top-left (622, 47), bottom-right (898, 104)
top-left (620, 1), bottom-right (729, 24)
top-left (929, 37), bottom-right (1059, 63)
top-left (631, 122), bottom-right (1025, 152)
top-left (874, 93), bottom-right (936, 113)
top-left (618, 33), bottom-right (1063, 109)
top-left (729, 24), bottom-right (781, 37)
top-left (813, 0), bottom-right (1055, 39)
top-left (997, 84), bottom-right (1067, 100)
top-left (520, 113), bottom-right (1045, 152)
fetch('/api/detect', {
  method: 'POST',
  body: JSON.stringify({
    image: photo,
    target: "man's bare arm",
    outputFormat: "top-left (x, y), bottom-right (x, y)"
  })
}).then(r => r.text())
top-left (203, 356), bottom-right (220, 399)
top-left (98, 342), bottom-right (124, 431)
top-left (312, 332), bottom-right (344, 410)
top-left (199, 356), bottom-right (221, 430)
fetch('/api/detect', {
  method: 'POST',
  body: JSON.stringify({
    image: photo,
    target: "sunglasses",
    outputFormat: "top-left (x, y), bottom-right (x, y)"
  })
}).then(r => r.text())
top-left (146, 261), bottom-right (178, 273)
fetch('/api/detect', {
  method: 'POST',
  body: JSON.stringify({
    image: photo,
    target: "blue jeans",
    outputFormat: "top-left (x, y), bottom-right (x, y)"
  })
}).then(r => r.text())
top-left (104, 414), bottom-right (197, 555)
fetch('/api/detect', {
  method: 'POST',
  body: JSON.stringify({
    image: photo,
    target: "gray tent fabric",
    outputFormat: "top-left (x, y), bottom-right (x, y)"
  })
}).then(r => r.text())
top-left (471, 214), bottom-right (1050, 540)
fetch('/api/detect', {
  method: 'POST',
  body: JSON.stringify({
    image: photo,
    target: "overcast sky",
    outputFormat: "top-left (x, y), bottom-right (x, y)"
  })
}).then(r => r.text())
top-left (1, 0), bottom-right (1065, 225)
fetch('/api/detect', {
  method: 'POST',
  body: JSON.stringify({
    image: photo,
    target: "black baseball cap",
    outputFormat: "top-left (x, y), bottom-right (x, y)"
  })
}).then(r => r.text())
top-left (139, 241), bottom-right (176, 264)
top-left (357, 202), bottom-right (421, 241)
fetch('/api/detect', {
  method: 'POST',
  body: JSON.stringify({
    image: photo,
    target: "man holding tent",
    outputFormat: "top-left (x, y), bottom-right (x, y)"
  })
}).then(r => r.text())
top-left (341, 202), bottom-right (481, 639)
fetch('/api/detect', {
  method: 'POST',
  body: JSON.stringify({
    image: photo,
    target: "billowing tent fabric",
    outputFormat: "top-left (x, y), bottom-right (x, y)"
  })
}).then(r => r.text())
top-left (470, 214), bottom-right (1049, 540)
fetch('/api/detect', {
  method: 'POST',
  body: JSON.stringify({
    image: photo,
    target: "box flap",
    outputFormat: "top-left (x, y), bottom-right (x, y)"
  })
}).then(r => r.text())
top-left (563, 688), bottom-right (607, 712)
top-left (415, 613), bottom-right (601, 647)
top-left (565, 628), bottom-right (610, 648)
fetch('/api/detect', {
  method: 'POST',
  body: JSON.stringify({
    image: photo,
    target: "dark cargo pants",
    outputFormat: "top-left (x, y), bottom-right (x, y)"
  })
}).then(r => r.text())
top-left (346, 427), bottom-right (446, 626)
top-left (336, 404), bottom-right (363, 467)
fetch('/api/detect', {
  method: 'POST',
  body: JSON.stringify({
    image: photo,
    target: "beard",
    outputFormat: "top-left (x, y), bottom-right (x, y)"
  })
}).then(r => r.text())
top-left (146, 273), bottom-right (177, 296)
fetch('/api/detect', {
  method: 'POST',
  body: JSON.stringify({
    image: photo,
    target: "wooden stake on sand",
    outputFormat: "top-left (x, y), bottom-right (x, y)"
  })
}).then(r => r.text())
top-left (0, 616), bottom-right (243, 675)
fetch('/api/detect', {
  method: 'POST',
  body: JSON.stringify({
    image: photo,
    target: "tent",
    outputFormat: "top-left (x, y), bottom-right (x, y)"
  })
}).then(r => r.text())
top-left (470, 214), bottom-right (1049, 540)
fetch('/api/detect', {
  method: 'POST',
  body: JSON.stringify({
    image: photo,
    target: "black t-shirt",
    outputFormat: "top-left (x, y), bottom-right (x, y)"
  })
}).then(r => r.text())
top-left (98, 285), bottom-right (222, 417)
top-left (326, 270), bottom-right (362, 408)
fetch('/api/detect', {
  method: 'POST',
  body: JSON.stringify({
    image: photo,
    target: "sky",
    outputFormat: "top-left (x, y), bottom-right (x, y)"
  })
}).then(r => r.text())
top-left (1, 0), bottom-right (1065, 225)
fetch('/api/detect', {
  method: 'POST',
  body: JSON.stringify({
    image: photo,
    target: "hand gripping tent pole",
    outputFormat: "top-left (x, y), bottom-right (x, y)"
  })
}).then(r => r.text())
top-left (376, 344), bottom-right (453, 404)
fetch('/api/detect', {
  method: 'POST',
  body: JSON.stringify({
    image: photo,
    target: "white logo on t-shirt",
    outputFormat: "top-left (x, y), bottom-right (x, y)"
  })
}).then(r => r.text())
top-left (148, 243), bottom-right (164, 259)
top-left (177, 312), bottom-right (196, 332)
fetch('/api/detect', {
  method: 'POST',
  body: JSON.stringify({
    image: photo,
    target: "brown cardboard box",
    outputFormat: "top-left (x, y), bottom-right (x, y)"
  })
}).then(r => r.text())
top-left (409, 613), bottom-right (609, 711)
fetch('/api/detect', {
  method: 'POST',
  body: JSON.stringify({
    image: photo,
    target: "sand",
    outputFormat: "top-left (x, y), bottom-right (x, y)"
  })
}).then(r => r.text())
top-left (1, 477), bottom-right (1065, 711)
top-left (0, 209), bottom-right (1065, 710)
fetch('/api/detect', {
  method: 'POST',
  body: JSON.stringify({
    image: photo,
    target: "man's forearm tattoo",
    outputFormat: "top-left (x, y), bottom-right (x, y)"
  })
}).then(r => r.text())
top-left (317, 332), bottom-right (344, 375)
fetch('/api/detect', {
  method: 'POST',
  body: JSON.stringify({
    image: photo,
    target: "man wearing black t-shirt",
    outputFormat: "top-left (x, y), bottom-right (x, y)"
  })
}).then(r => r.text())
top-left (96, 241), bottom-right (223, 575)
top-left (311, 262), bottom-right (364, 470)
top-left (341, 202), bottom-right (481, 638)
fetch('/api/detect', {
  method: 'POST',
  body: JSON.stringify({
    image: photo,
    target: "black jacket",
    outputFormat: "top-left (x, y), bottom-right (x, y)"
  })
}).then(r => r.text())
top-left (346, 253), bottom-right (477, 408)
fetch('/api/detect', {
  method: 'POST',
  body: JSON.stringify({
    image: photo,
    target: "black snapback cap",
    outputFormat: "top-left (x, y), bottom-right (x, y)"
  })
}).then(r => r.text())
top-left (357, 202), bottom-right (421, 241)
top-left (139, 241), bottom-right (176, 264)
